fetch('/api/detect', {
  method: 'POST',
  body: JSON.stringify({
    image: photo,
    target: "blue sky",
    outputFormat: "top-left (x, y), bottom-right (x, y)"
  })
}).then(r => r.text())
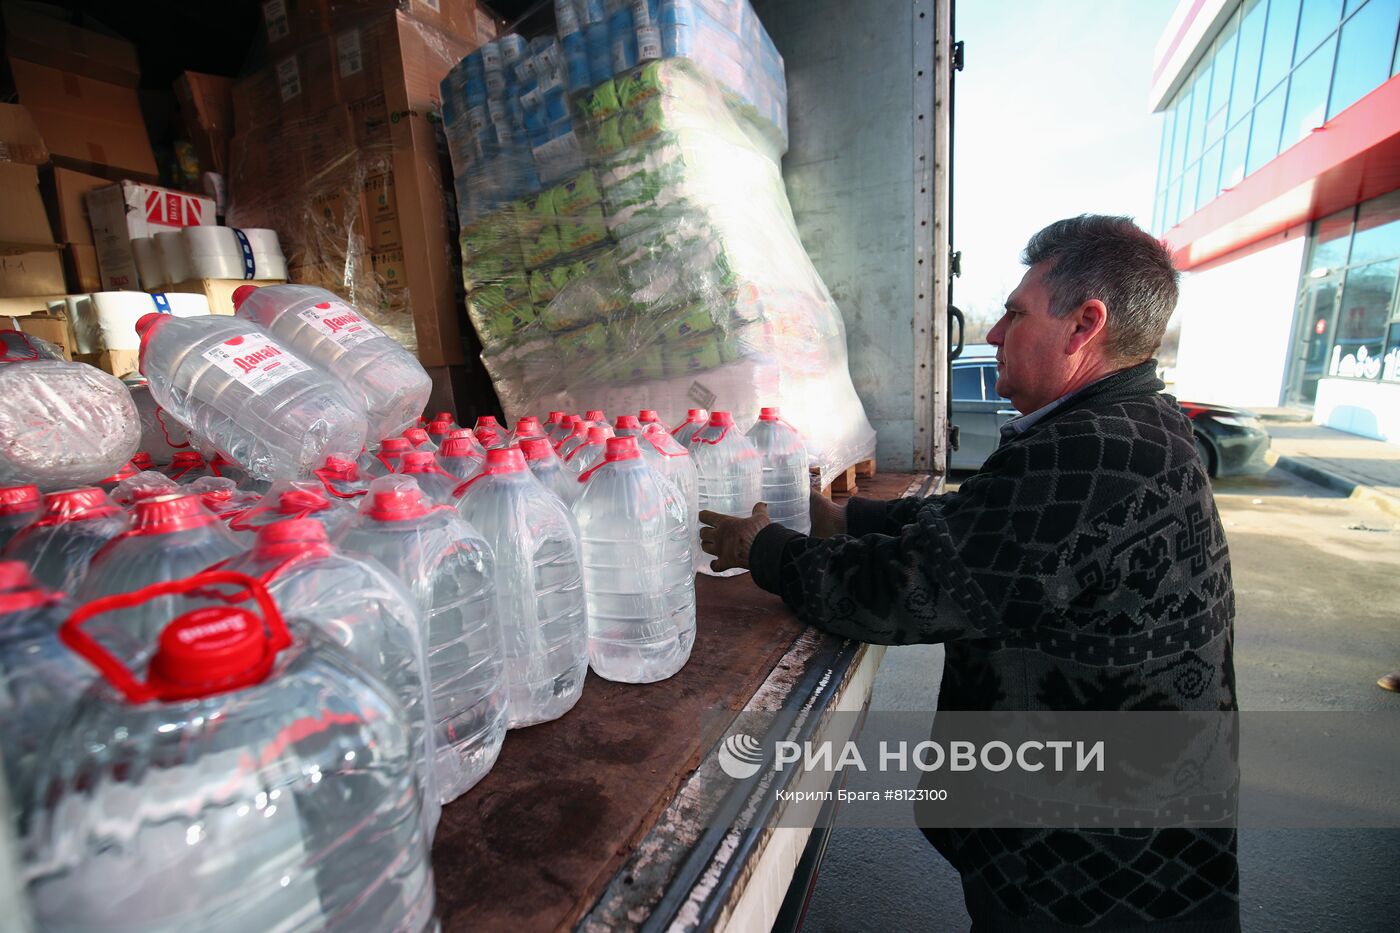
top-left (953, 0), bottom-right (1180, 327)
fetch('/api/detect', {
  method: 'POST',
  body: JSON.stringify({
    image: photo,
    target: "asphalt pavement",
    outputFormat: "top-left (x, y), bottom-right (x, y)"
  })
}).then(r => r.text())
top-left (798, 465), bottom-right (1400, 933)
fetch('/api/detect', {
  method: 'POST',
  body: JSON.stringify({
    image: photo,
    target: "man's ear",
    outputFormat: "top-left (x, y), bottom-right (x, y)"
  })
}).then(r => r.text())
top-left (1065, 299), bottom-right (1108, 355)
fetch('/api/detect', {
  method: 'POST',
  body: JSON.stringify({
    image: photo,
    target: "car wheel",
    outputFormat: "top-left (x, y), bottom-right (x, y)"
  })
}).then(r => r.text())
top-left (1194, 434), bottom-right (1216, 478)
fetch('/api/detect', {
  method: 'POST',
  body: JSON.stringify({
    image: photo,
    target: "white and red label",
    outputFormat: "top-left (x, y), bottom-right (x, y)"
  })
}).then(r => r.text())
top-left (297, 300), bottom-right (383, 351)
top-left (203, 333), bottom-right (310, 395)
top-left (144, 189), bottom-right (208, 228)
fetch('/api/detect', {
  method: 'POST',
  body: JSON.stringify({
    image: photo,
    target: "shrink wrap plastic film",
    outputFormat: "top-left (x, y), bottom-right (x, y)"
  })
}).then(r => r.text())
top-left (442, 50), bottom-right (875, 482)
top-left (1, 488), bottom-right (127, 595)
top-left (0, 334), bottom-right (142, 491)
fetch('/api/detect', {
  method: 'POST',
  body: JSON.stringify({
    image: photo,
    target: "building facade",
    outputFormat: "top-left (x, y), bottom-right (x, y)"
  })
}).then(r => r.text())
top-left (1151, 0), bottom-right (1400, 442)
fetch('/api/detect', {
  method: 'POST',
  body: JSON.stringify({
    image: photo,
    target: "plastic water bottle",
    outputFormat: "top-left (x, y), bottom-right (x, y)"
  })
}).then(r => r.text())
top-left (75, 493), bottom-right (243, 661)
top-left (0, 562), bottom-right (92, 830)
top-left (548, 414), bottom-right (580, 444)
top-left (437, 431), bottom-right (487, 482)
top-left (573, 436), bottom-right (695, 682)
top-left (370, 436), bottom-right (413, 477)
top-left (98, 460), bottom-right (140, 490)
top-left (227, 480), bottom-right (349, 541)
top-left (556, 419), bottom-right (593, 458)
top-left (638, 409), bottom-right (663, 430)
top-left (689, 411), bottom-right (762, 577)
top-left (543, 410), bottom-right (567, 437)
top-left (746, 407), bottom-right (811, 534)
top-left (0, 485), bottom-right (41, 550)
top-left (404, 427), bottom-right (438, 452)
top-left (187, 476), bottom-right (260, 523)
top-left (474, 415), bottom-right (507, 449)
top-left (671, 408), bottom-right (708, 446)
top-left (161, 450), bottom-right (215, 484)
top-left (507, 416), bottom-right (546, 446)
top-left (426, 416), bottom-right (456, 446)
top-left (562, 424), bottom-right (615, 475)
top-left (613, 414), bottom-right (643, 436)
top-left (432, 411), bottom-right (459, 431)
top-left (519, 437), bottom-right (578, 504)
top-left (127, 382), bottom-right (192, 465)
top-left (335, 475), bottom-right (507, 803)
top-left (215, 519), bottom-right (440, 835)
top-left (232, 283), bottom-right (432, 442)
top-left (110, 470), bottom-right (178, 507)
top-left (456, 447), bottom-right (587, 727)
top-left (584, 408), bottom-right (607, 425)
top-left (0, 343), bottom-right (140, 490)
top-left (398, 450), bottom-right (462, 504)
top-left (3, 488), bottom-right (126, 594)
top-left (29, 570), bottom-right (437, 931)
top-left (136, 313), bottom-right (368, 481)
top-left (312, 454), bottom-right (371, 500)
top-left (638, 429), bottom-right (700, 564)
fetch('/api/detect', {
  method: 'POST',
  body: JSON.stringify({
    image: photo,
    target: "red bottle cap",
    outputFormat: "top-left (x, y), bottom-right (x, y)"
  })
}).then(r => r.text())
top-left (404, 428), bottom-right (432, 446)
top-left (585, 409), bottom-right (605, 422)
top-left (322, 455), bottom-right (358, 477)
top-left (134, 313), bottom-right (169, 338)
top-left (435, 411), bottom-right (454, 422)
top-left (277, 487), bottom-right (329, 514)
top-left (605, 436), bottom-right (641, 461)
top-left (132, 453), bottom-right (155, 470)
top-left (514, 416), bottom-right (542, 436)
top-left (484, 447), bottom-right (527, 473)
top-left (101, 462), bottom-right (139, 485)
top-left (401, 451), bottom-right (440, 472)
top-left (759, 407), bottom-right (781, 421)
top-left (170, 451), bottom-right (206, 467)
top-left (427, 418), bottom-right (454, 434)
top-left (614, 415), bottom-right (640, 430)
top-left (639, 409), bottom-right (660, 423)
top-left (130, 493), bottom-right (217, 534)
top-left (0, 484), bottom-right (41, 515)
top-left (518, 438), bottom-right (555, 461)
top-left (380, 437), bottom-right (411, 453)
top-left (440, 437), bottom-right (482, 458)
top-left (40, 487), bottom-right (118, 523)
top-left (475, 415), bottom-right (501, 430)
top-left (546, 410), bottom-right (566, 424)
top-left (686, 408), bottom-right (707, 421)
top-left (253, 517), bottom-right (332, 559)
top-left (446, 428), bottom-right (478, 442)
top-left (708, 411), bottom-right (735, 427)
top-left (587, 425), bottom-right (612, 444)
top-left (363, 481), bottom-right (432, 521)
top-left (0, 561), bottom-right (59, 613)
top-left (230, 284), bottom-right (260, 309)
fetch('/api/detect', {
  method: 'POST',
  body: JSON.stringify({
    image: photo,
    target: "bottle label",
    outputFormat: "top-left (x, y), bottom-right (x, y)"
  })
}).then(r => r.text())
top-left (297, 300), bottom-right (384, 351)
top-left (637, 26), bottom-right (662, 61)
top-left (202, 333), bottom-right (311, 395)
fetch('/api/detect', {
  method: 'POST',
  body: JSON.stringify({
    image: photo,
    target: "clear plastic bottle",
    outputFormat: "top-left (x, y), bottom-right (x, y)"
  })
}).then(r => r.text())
top-left (110, 471), bottom-right (179, 508)
top-left (426, 416), bottom-right (456, 447)
top-left (437, 431), bottom-right (487, 482)
top-left (746, 407), bottom-right (811, 534)
top-left (548, 414), bottom-right (581, 445)
top-left (232, 283), bottom-right (432, 442)
top-left (227, 480), bottom-right (349, 541)
top-left (474, 415), bottom-right (507, 449)
top-left (613, 414), bottom-right (643, 437)
top-left (29, 570), bottom-right (436, 932)
top-left (403, 427), bottom-right (438, 452)
top-left (573, 437), bottom-right (695, 683)
top-left (638, 409), bottom-right (663, 431)
top-left (187, 476), bottom-right (261, 524)
top-left (562, 424), bottom-right (615, 476)
top-left (136, 313), bottom-right (368, 481)
top-left (0, 485), bottom-right (42, 550)
top-left (671, 407), bottom-right (709, 447)
top-left (3, 487), bottom-right (126, 594)
top-left (0, 345), bottom-right (140, 490)
top-left (127, 381), bottom-right (192, 466)
top-left (215, 519), bottom-right (439, 835)
top-left (542, 411), bottom-right (567, 437)
top-left (97, 460), bottom-right (140, 491)
top-left (370, 436), bottom-right (413, 476)
top-left (431, 411), bottom-right (459, 431)
top-left (161, 450), bottom-right (215, 484)
top-left (397, 450), bottom-right (462, 504)
top-left (507, 416), bottom-right (546, 446)
top-left (583, 408), bottom-right (607, 425)
top-left (456, 447), bottom-right (587, 727)
top-left (312, 454), bottom-right (371, 500)
top-left (638, 429), bottom-right (700, 566)
top-left (0, 562), bottom-right (92, 825)
top-left (335, 475), bottom-right (507, 803)
top-left (555, 419), bottom-right (592, 458)
top-left (519, 437), bottom-right (578, 505)
top-left (76, 493), bottom-right (243, 662)
top-left (689, 411), bottom-right (762, 578)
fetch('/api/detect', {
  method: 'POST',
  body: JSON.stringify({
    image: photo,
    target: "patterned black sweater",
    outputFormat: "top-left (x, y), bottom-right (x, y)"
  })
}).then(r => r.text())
top-left (749, 361), bottom-right (1240, 931)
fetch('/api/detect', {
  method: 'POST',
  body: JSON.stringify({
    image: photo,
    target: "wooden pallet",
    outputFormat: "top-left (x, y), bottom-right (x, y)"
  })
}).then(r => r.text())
top-left (811, 457), bottom-right (877, 499)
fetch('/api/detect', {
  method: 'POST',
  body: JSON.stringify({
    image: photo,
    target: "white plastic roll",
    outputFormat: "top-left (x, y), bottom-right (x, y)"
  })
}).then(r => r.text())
top-left (90, 291), bottom-right (212, 350)
top-left (182, 227), bottom-right (287, 281)
top-left (132, 237), bottom-right (166, 290)
top-left (155, 231), bottom-right (191, 286)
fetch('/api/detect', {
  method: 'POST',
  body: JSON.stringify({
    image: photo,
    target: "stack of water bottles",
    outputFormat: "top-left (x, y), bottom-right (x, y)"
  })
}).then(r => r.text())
top-left (5, 297), bottom-right (817, 927)
top-left (439, 1), bottom-right (876, 487)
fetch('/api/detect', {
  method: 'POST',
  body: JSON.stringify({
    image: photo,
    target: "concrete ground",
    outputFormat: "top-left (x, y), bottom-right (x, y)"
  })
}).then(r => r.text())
top-left (798, 465), bottom-right (1400, 932)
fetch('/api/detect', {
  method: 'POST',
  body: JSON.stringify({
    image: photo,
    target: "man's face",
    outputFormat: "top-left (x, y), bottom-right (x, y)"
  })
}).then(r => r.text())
top-left (985, 263), bottom-right (1079, 413)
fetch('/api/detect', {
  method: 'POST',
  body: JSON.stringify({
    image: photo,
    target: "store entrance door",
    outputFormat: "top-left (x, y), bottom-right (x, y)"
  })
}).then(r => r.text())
top-left (1286, 274), bottom-right (1342, 406)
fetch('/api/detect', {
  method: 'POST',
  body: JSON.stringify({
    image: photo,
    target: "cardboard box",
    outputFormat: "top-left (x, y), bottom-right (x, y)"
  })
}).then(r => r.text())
top-left (165, 278), bottom-right (286, 316)
top-left (41, 166), bottom-right (108, 245)
top-left (0, 103), bottom-right (49, 165)
top-left (64, 243), bottom-right (101, 292)
top-left (0, 294), bottom-right (64, 318)
top-left (77, 348), bottom-right (138, 377)
top-left (174, 72), bottom-right (235, 175)
top-left (0, 247), bottom-right (64, 298)
top-left (326, 1), bottom-right (501, 45)
top-left (7, 59), bottom-right (158, 180)
top-left (5, 309), bottom-right (72, 359)
top-left (0, 162), bottom-right (55, 244)
top-left (2, 1), bottom-right (140, 87)
top-left (87, 182), bottom-right (216, 291)
top-left (260, 0), bottom-right (330, 51)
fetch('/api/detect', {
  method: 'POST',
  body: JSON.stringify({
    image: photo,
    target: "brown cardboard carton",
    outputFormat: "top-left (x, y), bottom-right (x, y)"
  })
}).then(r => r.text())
top-left (84, 348), bottom-right (139, 377)
top-left (0, 103), bottom-right (49, 165)
top-left (0, 248), bottom-right (64, 298)
top-left (174, 72), bottom-right (235, 175)
top-left (165, 278), bottom-right (287, 316)
top-left (64, 243), bottom-right (101, 292)
top-left (260, 0), bottom-right (330, 51)
top-left (41, 166), bottom-right (108, 245)
top-left (2, 1), bottom-right (140, 87)
top-left (86, 181), bottom-right (216, 291)
top-left (10, 310), bottom-right (72, 359)
top-left (325, 1), bottom-right (501, 44)
top-left (0, 295), bottom-right (64, 318)
top-left (7, 59), bottom-right (158, 180)
top-left (0, 162), bottom-right (55, 244)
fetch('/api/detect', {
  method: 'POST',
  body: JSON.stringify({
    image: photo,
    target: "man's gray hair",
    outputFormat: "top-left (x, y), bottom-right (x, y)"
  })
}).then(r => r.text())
top-left (1022, 215), bottom-right (1180, 362)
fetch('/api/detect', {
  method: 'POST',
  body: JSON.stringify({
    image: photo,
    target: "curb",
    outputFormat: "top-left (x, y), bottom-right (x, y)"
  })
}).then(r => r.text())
top-left (1275, 456), bottom-right (1400, 519)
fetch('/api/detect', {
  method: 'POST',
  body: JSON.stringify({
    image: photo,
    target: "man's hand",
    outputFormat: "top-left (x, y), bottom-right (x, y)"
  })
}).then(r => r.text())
top-left (810, 490), bottom-right (847, 537)
top-left (699, 503), bottom-right (770, 573)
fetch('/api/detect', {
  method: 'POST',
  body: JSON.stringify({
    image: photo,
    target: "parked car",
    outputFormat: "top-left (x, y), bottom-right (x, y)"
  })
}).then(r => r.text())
top-left (950, 345), bottom-right (1271, 476)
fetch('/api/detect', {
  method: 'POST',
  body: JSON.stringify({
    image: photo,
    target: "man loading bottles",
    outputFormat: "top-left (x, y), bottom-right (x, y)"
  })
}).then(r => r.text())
top-left (701, 215), bottom-right (1240, 932)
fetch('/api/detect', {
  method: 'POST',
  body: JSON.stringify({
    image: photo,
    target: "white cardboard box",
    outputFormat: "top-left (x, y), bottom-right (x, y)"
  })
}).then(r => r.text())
top-left (86, 181), bottom-right (215, 290)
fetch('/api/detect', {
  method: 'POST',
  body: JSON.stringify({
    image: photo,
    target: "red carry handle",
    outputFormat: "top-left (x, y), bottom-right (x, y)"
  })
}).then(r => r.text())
top-left (60, 570), bottom-right (291, 704)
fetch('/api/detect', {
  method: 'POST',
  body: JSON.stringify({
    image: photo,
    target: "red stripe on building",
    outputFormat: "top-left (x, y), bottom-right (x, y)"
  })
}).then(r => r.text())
top-left (1165, 74), bottom-right (1400, 270)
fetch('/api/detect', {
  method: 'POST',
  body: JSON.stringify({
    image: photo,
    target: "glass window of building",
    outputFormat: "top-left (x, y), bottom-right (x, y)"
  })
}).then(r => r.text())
top-left (1220, 116), bottom-right (1252, 191)
top-left (1328, 0), bottom-right (1400, 119)
top-left (1182, 162), bottom-right (1202, 220)
top-left (1230, 0), bottom-right (1270, 122)
top-left (1259, 0), bottom-right (1304, 96)
top-left (1350, 189), bottom-right (1400, 265)
top-left (1331, 259), bottom-right (1398, 377)
top-left (1172, 86), bottom-right (1195, 184)
top-left (1198, 142), bottom-right (1224, 209)
top-left (1294, 0), bottom-right (1345, 62)
top-left (1280, 35), bottom-right (1338, 150)
top-left (1184, 62), bottom-right (1212, 168)
top-left (1308, 208), bottom-right (1354, 274)
top-left (1205, 17), bottom-right (1240, 144)
top-left (1246, 83), bottom-right (1287, 174)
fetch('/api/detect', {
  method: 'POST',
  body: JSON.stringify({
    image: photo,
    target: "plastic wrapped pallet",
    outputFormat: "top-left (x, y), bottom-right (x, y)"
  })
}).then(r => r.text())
top-left (441, 16), bottom-right (874, 481)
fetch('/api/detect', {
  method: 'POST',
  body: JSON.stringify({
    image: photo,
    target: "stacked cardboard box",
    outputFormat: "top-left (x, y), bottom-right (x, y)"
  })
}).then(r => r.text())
top-left (174, 72), bottom-right (236, 178)
top-left (228, 0), bottom-right (503, 379)
top-left (0, 103), bottom-right (65, 301)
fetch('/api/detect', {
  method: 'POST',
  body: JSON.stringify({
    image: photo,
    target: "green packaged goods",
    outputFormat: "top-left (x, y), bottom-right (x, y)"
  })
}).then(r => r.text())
top-left (616, 61), bottom-right (667, 109)
top-left (621, 99), bottom-right (667, 148)
top-left (588, 117), bottom-right (626, 159)
top-left (550, 170), bottom-right (602, 216)
top-left (558, 205), bottom-right (608, 255)
top-left (658, 303), bottom-right (716, 343)
top-left (576, 80), bottom-right (622, 122)
top-left (511, 190), bottom-right (556, 239)
top-left (524, 225), bottom-right (562, 269)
